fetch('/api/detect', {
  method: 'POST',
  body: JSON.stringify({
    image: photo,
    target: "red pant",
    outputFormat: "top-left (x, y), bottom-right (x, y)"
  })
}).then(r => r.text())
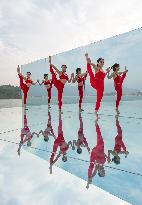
top-left (50, 65), bottom-right (64, 109)
top-left (87, 63), bottom-right (104, 111)
top-left (78, 86), bottom-right (83, 108)
top-left (18, 74), bottom-right (29, 105)
top-left (88, 124), bottom-right (105, 178)
top-left (115, 73), bottom-right (126, 109)
top-left (47, 88), bottom-right (51, 104)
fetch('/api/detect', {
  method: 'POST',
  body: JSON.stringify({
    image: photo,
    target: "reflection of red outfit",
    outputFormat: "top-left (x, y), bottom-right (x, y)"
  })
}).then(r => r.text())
top-left (77, 113), bottom-right (89, 148)
top-left (44, 80), bottom-right (52, 104)
top-left (88, 124), bottom-right (106, 178)
top-left (44, 111), bottom-right (54, 136)
top-left (87, 63), bottom-right (105, 111)
top-left (114, 120), bottom-right (126, 153)
top-left (114, 73), bottom-right (126, 109)
top-left (50, 114), bottom-right (68, 163)
top-left (20, 114), bottom-right (32, 144)
top-left (18, 74), bottom-right (33, 105)
top-left (77, 74), bottom-right (87, 108)
top-left (50, 65), bottom-right (68, 109)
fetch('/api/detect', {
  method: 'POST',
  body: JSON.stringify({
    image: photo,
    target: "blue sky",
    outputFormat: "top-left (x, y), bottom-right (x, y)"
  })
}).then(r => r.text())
top-left (0, 0), bottom-right (142, 85)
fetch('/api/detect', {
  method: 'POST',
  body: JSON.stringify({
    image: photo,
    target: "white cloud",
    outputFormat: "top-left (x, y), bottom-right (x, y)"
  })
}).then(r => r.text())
top-left (0, 0), bottom-right (142, 85)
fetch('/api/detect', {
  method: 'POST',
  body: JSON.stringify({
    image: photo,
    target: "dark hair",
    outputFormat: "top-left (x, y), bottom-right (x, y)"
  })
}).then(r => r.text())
top-left (97, 58), bottom-right (104, 67)
top-left (77, 147), bottom-right (82, 154)
top-left (61, 64), bottom-right (67, 68)
top-left (62, 155), bottom-right (67, 162)
top-left (112, 156), bottom-right (120, 165)
top-left (76, 68), bottom-right (81, 74)
top-left (27, 72), bottom-right (31, 75)
top-left (111, 63), bottom-right (119, 72)
top-left (44, 74), bottom-right (48, 79)
top-left (44, 136), bottom-right (49, 142)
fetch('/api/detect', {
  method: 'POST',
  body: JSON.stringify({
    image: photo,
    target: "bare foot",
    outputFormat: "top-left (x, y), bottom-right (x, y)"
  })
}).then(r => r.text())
top-left (116, 109), bottom-right (120, 115)
top-left (79, 108), bottom-right (84, 112)
top-left (59, 109), bottom-right (63, 114)
top-left (95, 110), bottom-right (100, 119)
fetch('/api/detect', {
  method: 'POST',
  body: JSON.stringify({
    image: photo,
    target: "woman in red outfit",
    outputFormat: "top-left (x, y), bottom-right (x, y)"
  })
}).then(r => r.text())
top-left (108, 116), bottom-right (129, 165)
top-left (85, 53), bottom-right (110, 118)
top-left (86, 119), bottom-right (110, 189)
top-left (38, 111), bottom-right (56, 142)
top-left (17, 65), bottom-right (37, 110)
top-left (72, 68), bottom-right (88, 112)
top-left (107, 63), bottom-right (128, 114)
top-left (49, 56), bottom-right (73, 114)
top-left (38, 74), bottom-right (52, 109)
top-left (17, 110), bottom-right (38, 156)
top-left (72, 112), bottom-right (90, 154)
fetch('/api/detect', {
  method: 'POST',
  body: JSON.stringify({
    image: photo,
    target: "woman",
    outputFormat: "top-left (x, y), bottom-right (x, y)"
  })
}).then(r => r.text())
top-left (17, 65), bottom-right (37, 110)
top-left (85, 53), bottom-right (110, 118)
top-left (49, 113), bottom-right (73, 174)
top-left (49, 56), bottom-right (73, 114)
top-left (107, 63), bottom-right (128, 114)
top-left (38, 74), bottom-right (52, 108)
top-left (108, 116), bottom-right (129, 165)
top-left (72, 68), bottom-right (87, 112)
top-left (86, 119), bottom-right (110, 189)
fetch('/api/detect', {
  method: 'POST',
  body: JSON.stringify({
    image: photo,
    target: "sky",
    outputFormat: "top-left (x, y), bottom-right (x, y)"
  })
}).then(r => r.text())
top-left (0, 0), bottom-right (142, 86)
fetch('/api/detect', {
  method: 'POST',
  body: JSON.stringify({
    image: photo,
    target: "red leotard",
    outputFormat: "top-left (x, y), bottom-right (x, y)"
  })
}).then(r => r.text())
top-left (114, 73), bottom-right (126, 109)
top-left (87, 63), bottom-right (106, 111)
top-left (88, 124), bottom-right (106, 178)
top-left (50, 114), bottom-right (68, 164)
top-left (114, 120), bottom-right (126, 153)
top-left (76, 74), bottom-right (87, 108)
top-left (59, 72), bottom-right (69, 81)
top-left (44, 80), bottom-right (52, 104)
top-left (18, 74), bottom-right (32, 105)
top-left (50, 65), bottom-right (67, 109)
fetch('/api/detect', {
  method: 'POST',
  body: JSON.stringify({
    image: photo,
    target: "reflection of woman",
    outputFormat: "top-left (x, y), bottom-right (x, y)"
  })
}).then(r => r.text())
top-left (49, 113), bottom-right (73, 174)
top-left (17, 110), bottom-right (38, 156)
top-left (73, 112), bottom-right (90, 154)
top-left (49, 56), bottom-right (73, 114)
top-left (108, 116), bottom-right (129, 164)
top-left (107, 64), bottom-right (128, 114)
top-left (38, 74), bottom-right (52, 109)
top-left (72, 68), bottom-right (87, 112)
top-left (85, 54), bottom-right (110, 118)
top-left (38, 111), bottom-right (56, 142)
top-left (17, 65), bottom-right (37, 110)
top-left (86, 119), bottom-right (110, 189)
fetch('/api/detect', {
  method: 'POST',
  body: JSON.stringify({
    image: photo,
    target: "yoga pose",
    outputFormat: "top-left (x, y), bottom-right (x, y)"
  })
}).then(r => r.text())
top-left (107, 63), bottom-right (128, 114)
top-left (72, 112), bottom-right (90, 154)
top-left (85, 54), bottom-right (110, 118)
top-left (38, 74), bottom-right (52, 108)
top-left (17, 110), bottom-right (38, 156)
top-left (72, 68), bottom-right (87, 112)
top-left (49, 113), bottom-right (73, 174)
top-left (86, 119), bottom-right (110, 189)
top-left (49, 56), bottom-right (73, 113)
top-left (38, 111), bottom-right (56, 142)
top-left (108, 116), bottom-right (129, 165)
top-left (17, 65), bottom-right (37, 109)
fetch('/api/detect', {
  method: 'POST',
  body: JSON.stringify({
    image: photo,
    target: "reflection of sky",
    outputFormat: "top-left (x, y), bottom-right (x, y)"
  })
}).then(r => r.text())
top-left (0, 108), bottom-right (131, 205)
top-left (22, 28), bottom-right (142, 90)
top-left (16, 100), bottom-right (142, 205)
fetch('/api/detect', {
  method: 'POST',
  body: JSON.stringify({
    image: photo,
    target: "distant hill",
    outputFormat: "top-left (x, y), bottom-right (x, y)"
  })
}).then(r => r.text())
top-left (0, 85), bottom-right (21, 99)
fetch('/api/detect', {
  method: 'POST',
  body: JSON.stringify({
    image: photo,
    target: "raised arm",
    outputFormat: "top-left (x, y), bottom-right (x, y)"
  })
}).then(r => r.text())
top-left (68, 73), bottom-right (74, 83)
top-left (85, 53), bottom-right (98, 72)
top-left (38, 80), bottom-right (44, 86)
top-left (49, 56), bottom-right (61, 75)
top-left (72, 74), bottom-right (77, 83)
top-left (17, 65), bottom-right (26, 80)
top-left (107, 68), bottom-right (114, 79)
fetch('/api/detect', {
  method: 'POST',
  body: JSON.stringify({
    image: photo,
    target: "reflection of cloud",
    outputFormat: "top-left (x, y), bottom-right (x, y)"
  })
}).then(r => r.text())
top-left (0, 141), bottom-right (130, 205)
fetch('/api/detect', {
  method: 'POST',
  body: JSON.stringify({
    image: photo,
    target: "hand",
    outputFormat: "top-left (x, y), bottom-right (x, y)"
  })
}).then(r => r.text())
top-left (87, 57), bottom-right (91, 64)
top-left (17, 65), bottom-right (20, 73)
top-left (37, 80), bottom-right (39, 83)
top-left (49, 56), bottom-right (51, 64)
top-left (85, 53), bottom-right (88, 57)
top-left (124, 66), bottom-right (128, 73)
top-left (106, 67), bottom-right (111, 73)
